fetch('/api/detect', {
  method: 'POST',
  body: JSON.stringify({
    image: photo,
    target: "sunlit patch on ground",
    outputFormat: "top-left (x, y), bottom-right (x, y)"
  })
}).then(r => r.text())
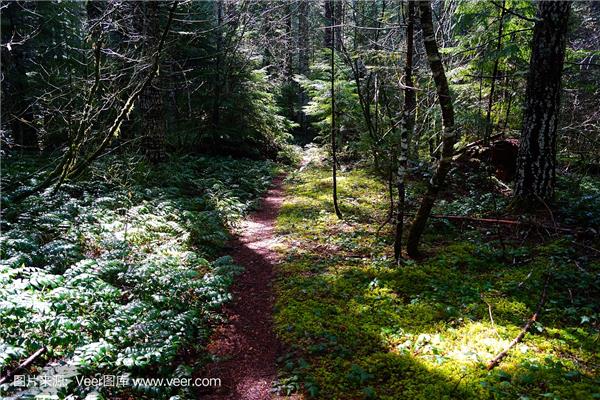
top-left (273, 164), bottom-right (600, 399)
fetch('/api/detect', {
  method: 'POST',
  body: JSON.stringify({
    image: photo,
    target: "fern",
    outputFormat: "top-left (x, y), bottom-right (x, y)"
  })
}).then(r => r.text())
top-left (0, 155), bottom-right (275, 398)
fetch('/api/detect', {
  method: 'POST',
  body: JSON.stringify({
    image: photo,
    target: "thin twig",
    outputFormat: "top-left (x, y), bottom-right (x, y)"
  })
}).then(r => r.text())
top-left (482, 295), bottom-right (502, 340)
top-left (571, 241), bottom-right (600, 255)
top-left (487, 275), bottom-right (550, 370)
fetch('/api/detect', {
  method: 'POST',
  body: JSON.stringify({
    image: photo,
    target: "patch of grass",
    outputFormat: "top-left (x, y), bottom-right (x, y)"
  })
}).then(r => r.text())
top-left (274, 165), bottom-right (600, 399)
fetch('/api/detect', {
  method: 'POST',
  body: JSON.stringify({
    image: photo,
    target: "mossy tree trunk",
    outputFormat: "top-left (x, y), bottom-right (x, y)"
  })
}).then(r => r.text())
top-left (406, 0), bottom-right (457, 257)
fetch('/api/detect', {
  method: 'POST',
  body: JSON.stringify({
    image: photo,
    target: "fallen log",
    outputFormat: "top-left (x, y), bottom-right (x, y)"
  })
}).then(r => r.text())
top-left (429, 214), bottom-right (521, 226)
top-left (0, 347), bottom-right (47, 385)
top-left (418, 214), bottom-right (574, 233)
top-left (486, 276), bottom-right (549, 370)
top-left (399, 212), bottom-right (579, 234)
top-left (454, 132), bottom-right (505, 156)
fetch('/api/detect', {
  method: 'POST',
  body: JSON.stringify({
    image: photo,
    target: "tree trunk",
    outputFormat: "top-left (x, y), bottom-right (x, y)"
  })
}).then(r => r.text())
top-left (406, 0), bottom-right (457, 257)
top-left (285, 3), bottom-right (293, 82)
top-left (284, 2), bottom-right (294, 119)
top-left (212, 0), bottom-right (224, 129)
top-left (331, 0), bottom-right (342, 219)
top-left (137, 2), bottom-right (167, 163)
top-left (394, 1), bottom-right (416, 262)
top-left (298, 0), bottom-right (310, 136)
top-left (334, 0), bottom-right (343, 51)
top-left (484, 0), bottom-right (506, 145)
top-left (514, 1), bottom-right (571, 203)
top-left (324, 0), bottom-right (333, 48)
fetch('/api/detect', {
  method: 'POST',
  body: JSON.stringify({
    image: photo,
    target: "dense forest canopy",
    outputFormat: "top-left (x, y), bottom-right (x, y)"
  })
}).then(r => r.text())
top-left (0, 1), bottom-right (599, 399)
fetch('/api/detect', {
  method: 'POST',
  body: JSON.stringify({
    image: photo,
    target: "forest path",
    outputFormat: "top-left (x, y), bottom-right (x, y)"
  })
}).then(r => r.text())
top-left (197, 173), bottom-right (287, 400)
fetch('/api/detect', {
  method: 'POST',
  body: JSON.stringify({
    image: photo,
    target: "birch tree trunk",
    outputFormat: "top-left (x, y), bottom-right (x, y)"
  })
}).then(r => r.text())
top-left (514, 1), bottom-right (571, 203)
top-left (394, 1), bottom-right (416, 262)
top-left (406, 0), bottom-right (457, 257)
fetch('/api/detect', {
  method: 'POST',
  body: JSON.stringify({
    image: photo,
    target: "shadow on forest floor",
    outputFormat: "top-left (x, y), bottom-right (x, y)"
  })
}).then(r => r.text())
top-left (272, 166), bottom-right (600, 400)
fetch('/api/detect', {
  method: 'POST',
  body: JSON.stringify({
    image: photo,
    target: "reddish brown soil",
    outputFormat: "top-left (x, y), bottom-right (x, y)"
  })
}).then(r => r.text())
top-left (196, 175), bottom-right (286, 400)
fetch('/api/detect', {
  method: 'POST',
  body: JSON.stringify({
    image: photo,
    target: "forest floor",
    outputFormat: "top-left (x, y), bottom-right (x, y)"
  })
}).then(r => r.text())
top-left (270, 150), bottom-right (599, 399)
top-left (199, 174), bottom-right (289, 400)
top-left (0, 155), bottom-right (281, 400)
top-left (1, 151), bottom-right (598, 400)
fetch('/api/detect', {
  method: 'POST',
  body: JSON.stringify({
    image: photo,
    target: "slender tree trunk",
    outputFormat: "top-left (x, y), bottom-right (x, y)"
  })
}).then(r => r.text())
top-left (298, 0), bottom-right (310, 136)
top-left (394, 1), bottom-right (415, 262)
top-left (503, 74), bottom-right (514, 131)
top-left (331, 0), bottom-right (342, 219)
top-left (412, 88), bottom-right (420, 160)
top-left (338, 40), bottom-right (379, 167)
top-left (284, 2), bottom-right (294, 120)
top-left (484, 0), bottom-right (506, 145)
top-left (478, 64), bottom-right (484, 136)
top-left (334, 0), bottom-right (343, 51)
top-left (137, 2), bottom-right (167, 163)
top-left (212, 0), bottom-right (224, 129)
top-left (514, 1), bottom-right (571, 203)
top-left (324, 0), bottom-right (333, 48)
top-left (406, 0), bottom-right (457, 257)
top-left (285, 3), bottom-right (293, 82)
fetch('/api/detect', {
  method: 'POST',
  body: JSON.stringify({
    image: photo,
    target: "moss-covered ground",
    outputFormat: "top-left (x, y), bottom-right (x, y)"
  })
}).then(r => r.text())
top-left (273, 164), bottom-right (599, 400)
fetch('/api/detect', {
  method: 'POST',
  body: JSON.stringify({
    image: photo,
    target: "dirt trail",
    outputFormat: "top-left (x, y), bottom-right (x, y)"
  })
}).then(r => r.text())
top-left (197, 175), bottom-right (286, 400)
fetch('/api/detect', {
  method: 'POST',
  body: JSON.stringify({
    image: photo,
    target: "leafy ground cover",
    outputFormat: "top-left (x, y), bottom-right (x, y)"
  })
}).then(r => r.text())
top-left (0, 155), bottom-right (277, 399)
top-left (273, 163), bottom-right (600, 399)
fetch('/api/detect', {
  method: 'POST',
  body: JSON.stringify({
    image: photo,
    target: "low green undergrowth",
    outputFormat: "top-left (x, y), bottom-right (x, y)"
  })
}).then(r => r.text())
top-left (274, 166), bottom-right (600, 400)
top-left (0, 154), bottom-right (277, 399)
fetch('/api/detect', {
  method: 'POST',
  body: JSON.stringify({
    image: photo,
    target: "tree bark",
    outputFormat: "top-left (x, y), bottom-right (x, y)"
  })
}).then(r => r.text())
top-left (212, 0), bottom-right (224, 129)
top-left (394, 1), bottom-right (416, 262)
top-left (324, 0), bottom-right (333, 48)
top-left (406, 0), bottom-right (457, 257)
top-left (285, 3), bottom-right (293, 83)
top-left (334, 0), bottom-right (343, 51)
top-left (514, 1), bottom-right (571, 203)
top-left (297, 0), bottom-right (310, 136)
top-left (331, 0), bottom-right (342, 219)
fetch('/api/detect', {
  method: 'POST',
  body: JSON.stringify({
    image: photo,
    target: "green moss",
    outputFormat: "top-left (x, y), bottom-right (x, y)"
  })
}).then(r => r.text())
top-left (274, 163), bottom-right (600, 399)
